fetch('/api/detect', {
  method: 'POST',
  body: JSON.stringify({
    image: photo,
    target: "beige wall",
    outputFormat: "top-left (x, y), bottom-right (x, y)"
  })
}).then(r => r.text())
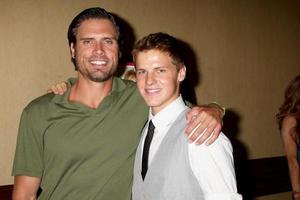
top-left (1, 0), bottom-right (299, 199)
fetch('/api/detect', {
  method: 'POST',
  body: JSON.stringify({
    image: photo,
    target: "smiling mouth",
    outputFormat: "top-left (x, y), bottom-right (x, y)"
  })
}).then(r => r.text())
top-left (90, 60), bottom-right (107, 65)
top-left (145, 88), bottom-right (161, 94)
top-left (89, 60), bottom-right (109, 70)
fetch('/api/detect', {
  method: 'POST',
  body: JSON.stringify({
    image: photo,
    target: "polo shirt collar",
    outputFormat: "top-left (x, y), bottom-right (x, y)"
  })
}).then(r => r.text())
top-left (52, 76), bottom-right (127, 106)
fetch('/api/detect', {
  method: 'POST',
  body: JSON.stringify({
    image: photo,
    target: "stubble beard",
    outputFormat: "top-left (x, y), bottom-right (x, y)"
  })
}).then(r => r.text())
top-left (85, 69), bottom-right (115, 82)
top-left (76, 60), bottom-right (117, 83)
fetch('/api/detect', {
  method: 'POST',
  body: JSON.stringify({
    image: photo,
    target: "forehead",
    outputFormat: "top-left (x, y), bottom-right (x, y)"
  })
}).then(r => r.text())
top-left (135, 49), bottom-right (176, 68)
top-left (76, 18), bottom-right (118, 38)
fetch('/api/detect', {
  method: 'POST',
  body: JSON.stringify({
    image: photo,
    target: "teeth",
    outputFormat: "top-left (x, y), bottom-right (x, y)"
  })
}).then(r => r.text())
top-left (146, 89), bottom-right (160, 93)
top-left (90, 60), bottom-right (107, 65)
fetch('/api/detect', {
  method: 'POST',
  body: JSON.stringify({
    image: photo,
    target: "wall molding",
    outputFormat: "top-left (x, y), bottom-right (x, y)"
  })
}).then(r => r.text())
top-left (235, 156), bottom-right (291, 199)
top-left (0, 185), bottom-right (12, 200)
top-left (0, 156), bottom-right (291, 200)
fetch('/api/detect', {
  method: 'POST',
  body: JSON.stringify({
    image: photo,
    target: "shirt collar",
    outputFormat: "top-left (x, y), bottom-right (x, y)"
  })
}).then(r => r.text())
top-left (52, 77), bottom-right (128, 105)
top-left (148, 95), bottom-right (187, 132)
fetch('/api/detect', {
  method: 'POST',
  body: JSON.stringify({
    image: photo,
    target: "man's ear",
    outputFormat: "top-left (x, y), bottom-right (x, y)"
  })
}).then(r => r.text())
top-left (178, 65), bottom-right (186, 82)
top-left (70, 43), bottom-right (75, 58)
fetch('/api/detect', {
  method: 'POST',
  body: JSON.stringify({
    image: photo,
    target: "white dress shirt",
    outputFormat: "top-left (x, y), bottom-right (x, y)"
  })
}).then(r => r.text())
top-left (140, 95), bottom-right (242, 199)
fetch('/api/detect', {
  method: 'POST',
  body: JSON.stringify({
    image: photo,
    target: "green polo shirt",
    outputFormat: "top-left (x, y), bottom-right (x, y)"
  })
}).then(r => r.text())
top-left (12, 77), bottom-right (148, 200)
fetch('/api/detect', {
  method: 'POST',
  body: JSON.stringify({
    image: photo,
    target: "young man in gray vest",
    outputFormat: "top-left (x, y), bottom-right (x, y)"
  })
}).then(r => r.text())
top-left (132, 32), bottom-right (242, 200)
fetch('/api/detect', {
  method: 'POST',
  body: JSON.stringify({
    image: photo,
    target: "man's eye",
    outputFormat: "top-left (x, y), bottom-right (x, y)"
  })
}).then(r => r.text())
top-left (83, 40), bottom-right (92, 45)
top-left (136, 70), bottom-right (145, 75)
top-left (157, 69), bottom-right (166, 73)
top-left (104, 39), bottom-right (114, 45)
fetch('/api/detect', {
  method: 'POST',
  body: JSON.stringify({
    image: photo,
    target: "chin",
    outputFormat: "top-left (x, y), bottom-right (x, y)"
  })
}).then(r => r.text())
top-left (144, 100), bottom-right (161, 108)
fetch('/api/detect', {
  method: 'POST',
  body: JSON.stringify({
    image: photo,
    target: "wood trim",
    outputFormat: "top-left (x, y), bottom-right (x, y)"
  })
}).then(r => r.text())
top-left (235, 156), bottom-right (291, 199)
top-left (0, 156), bottom-right (291, 199)
top-left (0, 185), bottom-right (13, 200)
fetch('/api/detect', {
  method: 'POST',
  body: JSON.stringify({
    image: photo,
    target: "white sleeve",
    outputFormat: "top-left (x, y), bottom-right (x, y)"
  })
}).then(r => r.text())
top-left (188, 133), bottom-right (242, 200)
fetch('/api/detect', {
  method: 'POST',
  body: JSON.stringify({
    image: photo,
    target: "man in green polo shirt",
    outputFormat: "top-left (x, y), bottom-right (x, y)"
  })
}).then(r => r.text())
top-left (12, 7), bottom-right (224, 200)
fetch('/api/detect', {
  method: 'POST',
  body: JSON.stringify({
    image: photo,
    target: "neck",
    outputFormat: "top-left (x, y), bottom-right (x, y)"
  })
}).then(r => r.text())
top-left (69, 75), bottom-right (113, 109)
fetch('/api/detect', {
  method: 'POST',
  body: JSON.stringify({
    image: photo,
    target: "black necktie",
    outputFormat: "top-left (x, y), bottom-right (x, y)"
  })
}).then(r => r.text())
top-left (141, 120), bottom-right (155, 180)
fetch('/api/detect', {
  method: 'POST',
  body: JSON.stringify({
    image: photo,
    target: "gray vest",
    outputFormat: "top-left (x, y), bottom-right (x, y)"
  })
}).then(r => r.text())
top-left (132, 109), bottom-right (203, 200)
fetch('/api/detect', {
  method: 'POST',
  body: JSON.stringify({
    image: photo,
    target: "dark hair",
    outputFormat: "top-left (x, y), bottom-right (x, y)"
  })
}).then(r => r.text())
top-left (67, 7), bottom-right (120, 46)
top-left (276, 75), bottom-right (300, 133)
top-left (132, 32), bottom-right (185, 69)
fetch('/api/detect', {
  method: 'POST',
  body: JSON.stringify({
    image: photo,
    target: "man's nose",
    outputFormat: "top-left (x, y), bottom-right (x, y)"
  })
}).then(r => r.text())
top-left (146, 72), bottom-right (156, 85)
top-left (94, 42), bottom-right (104, 55)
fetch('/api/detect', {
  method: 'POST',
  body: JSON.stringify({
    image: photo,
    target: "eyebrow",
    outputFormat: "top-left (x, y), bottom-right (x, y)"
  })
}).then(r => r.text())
top-left (79, 37), bottom-right (118, 41)
top-left (79, 37), bottom-right (94, 41)
top-left (135, 66), bottom-right (166, 71)
top-left (103, 36), bottom-right (118, 41)
top-left (154, 66), bottom-right (166, 69)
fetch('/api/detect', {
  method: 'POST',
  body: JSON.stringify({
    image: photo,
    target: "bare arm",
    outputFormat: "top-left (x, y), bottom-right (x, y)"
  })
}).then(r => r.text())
top-left (13, 176), bottom-right (41, 200)
top-left (185, 104), bottom-right (223, 145)
top-left (281, 116), bottom-right (300, 199)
